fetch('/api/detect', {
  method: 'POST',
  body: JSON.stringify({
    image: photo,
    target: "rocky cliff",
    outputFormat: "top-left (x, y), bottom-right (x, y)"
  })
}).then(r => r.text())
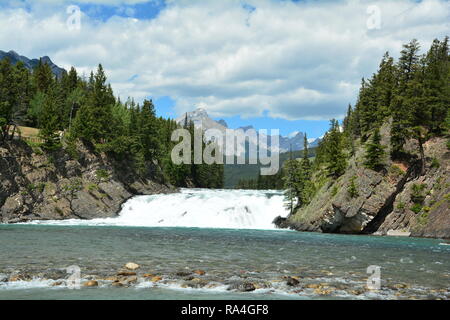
top-left (275, 122), bottom-right (450, 239)
top-left (0, 140), bottom-right (173, 223)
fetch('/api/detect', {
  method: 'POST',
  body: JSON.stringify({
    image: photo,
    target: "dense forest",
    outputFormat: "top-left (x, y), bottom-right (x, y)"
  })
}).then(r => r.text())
top-left (0, 59), bottom-right (224, 188)
top-left (283, 37), bottom-right (450, 213)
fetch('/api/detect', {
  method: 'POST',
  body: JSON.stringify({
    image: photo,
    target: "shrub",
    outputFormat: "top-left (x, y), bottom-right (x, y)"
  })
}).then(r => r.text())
top-left (347, 176), bottom-right (359, 198)
top-left (411, 183), bottom-right (426, 204)
top-left (430, 158), bottom-right (440, 169)
top-left (95, 169), bottom-right (110, 181)
top-left (331, 185), bottom-right (339, 197)
top-left (87, 183), bottom-right (98, 192)
top-left (411, 203), bottom-right (423, 214)
top-left (396, 201), bottom-right (406, 210)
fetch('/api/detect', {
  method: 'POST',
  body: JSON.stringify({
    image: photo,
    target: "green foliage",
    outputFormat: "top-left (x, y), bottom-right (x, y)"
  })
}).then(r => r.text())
top-left (416, 212), bottom-right (429, 225)
top-left (430, 158), bottom-right (440, 169)
top-left (364, 129), bottom-right (386, 171)
top-left (411, 183), bottom-right (427, 204)
top-left (396, 201), bottom-right (406, 210)
top-left (347, 176), bottom-right (359, 198)
top-left (388, 164), bottom-right (405, 178)
top-left (87, 183), bottom-right (99, 192)
top-left (317, 120), bottom-right (347, 178)
top-left (410, 203), bottom-right (423, 214)
top-left (95, 169), bottom-right (110, 182)
top-left (27, 182), bottom-right (46, 193)
top-left (331, 185), bottom-right (339, 197)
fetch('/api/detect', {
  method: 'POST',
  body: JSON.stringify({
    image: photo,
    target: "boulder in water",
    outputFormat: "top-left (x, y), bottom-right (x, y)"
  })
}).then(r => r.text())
top-left (83, 280), bottom-right (99, 287)
top-left (125, 262), bottom-right (140, 270)
top-left (285, 276), bottom-right (300, 286)
top-left (193, 269), bottom-right (206, 276)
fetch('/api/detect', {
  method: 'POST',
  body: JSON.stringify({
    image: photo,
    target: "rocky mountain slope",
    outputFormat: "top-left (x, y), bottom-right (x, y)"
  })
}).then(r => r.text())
top-left (176, 108), bottom-right (320, 153)
top-left (0, 140), bottom-right (172, 223)
top-left (0, 50), bottom-right (66, 78)
top-left (275, 122), bottom-right (450, 239)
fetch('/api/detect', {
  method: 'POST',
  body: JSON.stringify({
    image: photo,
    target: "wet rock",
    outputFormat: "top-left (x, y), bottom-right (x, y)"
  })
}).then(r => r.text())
top-left (9, 273), bottom-right (31, 282)
top-left (193, 270), bottom-right (206, 276)
top-left (123, 276), bottom-right (138, 285)
top-left (83, 280), bottom-right (99, 287)
top-left (184, 278), bottom-right (208, 288)
top-left (151, 276), bottom-right (162, 282)
top-left (285, 276), bottom-right (300, 286)
top-left (117, 271), bottom-right (137, 277)
top-left (42, 268), bottom-right (67, 280)
top-left (392, 283), bottom-right (410, 290)
top-left (142, 273), bottom-right (154, 278)
top-left (228, 282), bottom-right (256, 292)
top-left (112, 282), bottom-right (124, 287)
top-left (52, 281), bottom-right (64, 287)
top-left (125, 262), bottom-right (140, 270)
top-left (175, 271), bottom-right (191, 277)
top-left (0, 274), bottom-right (8, 282)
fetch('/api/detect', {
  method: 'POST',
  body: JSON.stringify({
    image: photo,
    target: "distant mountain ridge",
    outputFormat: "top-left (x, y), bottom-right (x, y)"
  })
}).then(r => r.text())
top-left (176, 108), bottom-right (321, 152)
top-left (0, 50), bottom-right (66, 78)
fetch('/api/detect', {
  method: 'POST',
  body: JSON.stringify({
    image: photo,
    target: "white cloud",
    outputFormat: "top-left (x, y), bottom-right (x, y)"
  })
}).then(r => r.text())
top-left (0, 0), bottom-right (448, 120)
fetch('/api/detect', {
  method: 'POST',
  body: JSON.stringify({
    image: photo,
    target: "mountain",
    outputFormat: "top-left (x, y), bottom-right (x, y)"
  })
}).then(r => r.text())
top-left (0, 50), bottom-right (66, 78)
top-left (176, 108), bottom-right (321, 152)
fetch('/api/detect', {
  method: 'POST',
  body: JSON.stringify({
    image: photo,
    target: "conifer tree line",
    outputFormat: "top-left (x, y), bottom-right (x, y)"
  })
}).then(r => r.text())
top-left (284, 37), bottom-right (450, 212)
top-left (0, 59), bottom-right (224, 188)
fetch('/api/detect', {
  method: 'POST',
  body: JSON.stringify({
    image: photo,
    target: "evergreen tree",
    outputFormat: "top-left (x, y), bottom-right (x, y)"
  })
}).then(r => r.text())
top-left (364, 128), bottom-right (385, 171)
top-left (325, 119), bottom-right (347, 177)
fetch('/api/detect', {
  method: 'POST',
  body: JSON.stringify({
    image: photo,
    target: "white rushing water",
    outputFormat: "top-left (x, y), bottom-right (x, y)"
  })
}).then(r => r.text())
top-left (28, 189), bottom-right (290, 230)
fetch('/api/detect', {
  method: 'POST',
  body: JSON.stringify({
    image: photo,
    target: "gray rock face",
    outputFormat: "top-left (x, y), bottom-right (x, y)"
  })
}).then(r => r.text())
top-left (0, 140), bottom-right (173, 223)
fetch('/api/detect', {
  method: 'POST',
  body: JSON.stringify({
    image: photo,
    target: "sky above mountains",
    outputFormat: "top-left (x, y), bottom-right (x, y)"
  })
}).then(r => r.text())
top-left (0, 0), bottom-right (448, 137)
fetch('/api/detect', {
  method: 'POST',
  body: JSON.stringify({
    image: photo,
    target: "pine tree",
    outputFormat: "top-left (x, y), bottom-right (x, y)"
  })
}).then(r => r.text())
top-left (390, 39), bottom-right (421, 160)
top-left (325, 119), bottom-right (347, 177)
top-left (364, 128), bottom-right (385, 171)
top-left (38, 87), bottom-right (61, 148)
top-left (33, 59), bottom-right (54, 93)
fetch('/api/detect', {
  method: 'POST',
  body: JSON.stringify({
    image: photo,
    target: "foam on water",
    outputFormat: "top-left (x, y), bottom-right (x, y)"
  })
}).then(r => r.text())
top-left (27, 189), bottom-right (290, 230)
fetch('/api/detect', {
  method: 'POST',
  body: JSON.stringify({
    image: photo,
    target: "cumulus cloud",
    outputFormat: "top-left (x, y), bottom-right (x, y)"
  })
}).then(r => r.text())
top-left (0, 0), bottom-right (448, 120)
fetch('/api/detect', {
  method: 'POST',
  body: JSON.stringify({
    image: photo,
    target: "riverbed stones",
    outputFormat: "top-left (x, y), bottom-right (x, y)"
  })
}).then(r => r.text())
top-left (125, 262), bottom-right (140, 270)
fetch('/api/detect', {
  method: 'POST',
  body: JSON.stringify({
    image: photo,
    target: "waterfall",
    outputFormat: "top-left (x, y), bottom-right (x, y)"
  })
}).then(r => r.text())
top-left (29, 189), bottom-right (290, 230)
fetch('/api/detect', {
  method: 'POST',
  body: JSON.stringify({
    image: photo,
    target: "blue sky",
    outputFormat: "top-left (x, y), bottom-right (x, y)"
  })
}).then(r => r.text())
top-left (1, 0), bottom-right (449, 138)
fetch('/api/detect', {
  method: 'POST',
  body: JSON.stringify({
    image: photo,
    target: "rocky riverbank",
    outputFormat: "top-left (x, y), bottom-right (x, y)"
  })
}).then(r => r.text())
top-left (0, 140), bottom-right (174, 223)
top-left (1, 262), bottom-right (449, 300)
top-left (275, 122), bottom-right (450, 239)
